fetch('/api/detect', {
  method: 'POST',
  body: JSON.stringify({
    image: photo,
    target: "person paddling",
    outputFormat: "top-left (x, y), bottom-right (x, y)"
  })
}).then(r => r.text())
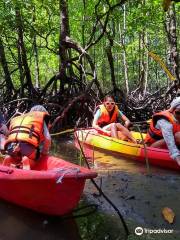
top-left (145, 97), bottom-right (180, 167)
top-left (92, 95), bottom-right (136, 143)
top-left (3, 105), bottom-right (51, 169)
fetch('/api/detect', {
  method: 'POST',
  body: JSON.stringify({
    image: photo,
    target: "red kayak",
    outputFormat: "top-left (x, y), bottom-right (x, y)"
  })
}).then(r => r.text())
top-left (0, 155), bottom-right (97, 215)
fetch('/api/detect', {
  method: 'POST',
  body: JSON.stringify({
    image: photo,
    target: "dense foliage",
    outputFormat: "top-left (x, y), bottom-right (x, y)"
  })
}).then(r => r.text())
top-left (0, 0), bottom-right (179, 126)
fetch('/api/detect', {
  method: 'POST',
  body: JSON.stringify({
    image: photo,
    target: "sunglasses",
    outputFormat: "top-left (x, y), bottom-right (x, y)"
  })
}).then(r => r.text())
top-left (105, 102), bottom-right (115, 106)
top-left (175, 110), bottom-right (180, 115)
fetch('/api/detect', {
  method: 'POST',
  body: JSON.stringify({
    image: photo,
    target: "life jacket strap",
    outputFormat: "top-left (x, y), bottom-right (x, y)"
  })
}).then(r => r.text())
top-left (10, 128), bottom-right (40, 142)
top-left (148, 128), bottom-right (163, 140)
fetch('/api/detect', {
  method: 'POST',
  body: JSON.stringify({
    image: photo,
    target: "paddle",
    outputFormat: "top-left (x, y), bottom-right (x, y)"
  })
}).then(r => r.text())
top-left (50, 120), bottom-right (151, 137)
top-left (131, 119), bottom-right (151, 126)
top-left (50, 127), bottom-right (110, 137)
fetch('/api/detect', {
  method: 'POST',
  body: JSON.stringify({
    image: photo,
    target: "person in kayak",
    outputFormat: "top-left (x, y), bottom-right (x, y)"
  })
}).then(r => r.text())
top-left (3, 105), bottom-right (51, 169)
top-left (0, 111), bottom-right (9, 151)
top-left (92, 95), bottom-right (136, 143)
top-left (145, 97), bottom-right (180, 167)
top-left (0, 111), bottom-right (9, 136)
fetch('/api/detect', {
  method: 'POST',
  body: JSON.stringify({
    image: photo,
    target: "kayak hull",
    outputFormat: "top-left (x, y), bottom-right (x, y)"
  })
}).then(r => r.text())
top-left (75, 129), bottom-right (180, 171)
top-left (0, 155), bottom-right (97, 215)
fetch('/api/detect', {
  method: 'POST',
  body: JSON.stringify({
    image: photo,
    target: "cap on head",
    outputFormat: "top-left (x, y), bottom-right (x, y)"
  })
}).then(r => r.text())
top-left (30, 105), bottom-right (48, 113)
top-left (170, 97), bottom-right (180, 110)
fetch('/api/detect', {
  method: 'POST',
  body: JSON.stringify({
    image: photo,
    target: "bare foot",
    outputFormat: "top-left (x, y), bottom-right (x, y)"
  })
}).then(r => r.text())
top-left (22, 157), bottom-right (31, 170)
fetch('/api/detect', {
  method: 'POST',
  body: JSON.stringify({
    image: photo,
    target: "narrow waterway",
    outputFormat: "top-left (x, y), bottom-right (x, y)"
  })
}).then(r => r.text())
top-left (52, 135), bottom-right (180, 240)
top-left (0, 135), bottom-right (179, 240)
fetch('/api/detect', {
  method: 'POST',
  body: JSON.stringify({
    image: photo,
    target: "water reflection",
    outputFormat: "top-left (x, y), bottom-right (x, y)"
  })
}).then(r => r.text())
top-left (51, 136), bottom-right (79, 164)
top-left (0, 200), bottom-right (80, 240)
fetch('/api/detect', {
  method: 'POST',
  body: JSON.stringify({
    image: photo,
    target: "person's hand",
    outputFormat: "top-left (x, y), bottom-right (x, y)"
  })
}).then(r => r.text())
top-left (175, 156), bottom-right (180, 166)
top-left (103, 129), bottom-right (110, 134)
top-left (101, 129), bottom-right (110, 136)
top-left (125, 120), bottom-right (133, 129)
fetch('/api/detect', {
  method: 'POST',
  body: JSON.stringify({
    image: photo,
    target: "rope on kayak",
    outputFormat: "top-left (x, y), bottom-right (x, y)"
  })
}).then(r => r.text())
top-left (55, 167), bottom-right (80, 184)
top-left (74, 129), bottom-right (130, 238)
top-left (134, 124), bottom-right (151, 175)
top-left (50, 128), bottom-right (74, 136)
top-left (50, 127), bottom-right (94, 136)
top-left (50, 123), bottom-right (148, 137)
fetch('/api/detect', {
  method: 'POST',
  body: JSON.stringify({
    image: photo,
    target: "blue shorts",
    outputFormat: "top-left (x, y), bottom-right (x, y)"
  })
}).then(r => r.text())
top-left (6, 142), bottom-right (38, 160)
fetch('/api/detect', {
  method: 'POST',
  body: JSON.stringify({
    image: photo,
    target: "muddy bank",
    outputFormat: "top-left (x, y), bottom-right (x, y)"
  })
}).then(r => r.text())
top-left (54, 136), bottom-right (180, 239)
top-left (84, 170), bottom-right (180, 239)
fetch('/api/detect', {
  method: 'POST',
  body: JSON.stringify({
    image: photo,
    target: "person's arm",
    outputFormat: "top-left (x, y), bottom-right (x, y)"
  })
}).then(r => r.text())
top-left (118, 110), bottom-right (132, 128)
top-left (40, 122), bottom-right (51, 155)
top-left (156, 119), bottom-right (180, 165)
top-left (92, 110), bottom-right (109, 134)
top-left (0, 123), bottom-right (9, 136)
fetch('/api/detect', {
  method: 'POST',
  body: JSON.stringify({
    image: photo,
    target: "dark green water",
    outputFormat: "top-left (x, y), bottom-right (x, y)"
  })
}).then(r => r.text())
top-left (51, 136), bottom-right (128, 240)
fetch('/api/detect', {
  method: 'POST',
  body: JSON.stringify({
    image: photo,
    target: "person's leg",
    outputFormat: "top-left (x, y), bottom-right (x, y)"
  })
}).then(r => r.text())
top-left (3, 142), bottom-right (22, 167)
top-left (117, 131), bottom-right (129, 141)
top-left (102, 124), bottom-right (112, 131)
top-left (174, 132), bottom-right (180, 145)
top-left (110, 123), bottom-right (118, 138)
top-left (21, 156), bottom-right (37, 170)
top-left (150, 139), bottom-right (167, 148)
top-left (103, 123), bottom-right (119, 138)
top-left (3, 155), bottom-right (22, 167)
top-left (116, 123), bottom-right (137, 143)
top-left (150, 132), bottom-right (180, 150)
top-left (19, 143), bottom-right (37, 170)
top-left (21, 156), bottom-right (31, 170)
top-left (3, 155), bottom-right (14, 166)
top-left (102, 124), bottom-right (112, 136)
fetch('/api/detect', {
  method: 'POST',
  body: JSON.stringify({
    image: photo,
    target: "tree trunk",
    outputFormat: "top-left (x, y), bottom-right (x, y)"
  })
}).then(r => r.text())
top-left (16, 8), bottom-right (35, 95)
top-left (119, 5), bottom-right (129, 94)
top-left (165, 3), bottom-right (180, 85)
top-left (34, 34), bottom-right (40, 89)
top-left (33, 6), bottom-right (40, 88)
top-left (138, 32), bottom-right (144, 96)
top-left (0, 37), bottom-right (14, 94)
top-left (17, 32), bottom-right (24, 97)
top-left (106, 44), bottom-right (117, 94)
top-left (143, 31), bottom-right (149, 97)
top-left (59, 0), bottom-right (70, 93)
top-left (138, 31), bottom-right (149, 98)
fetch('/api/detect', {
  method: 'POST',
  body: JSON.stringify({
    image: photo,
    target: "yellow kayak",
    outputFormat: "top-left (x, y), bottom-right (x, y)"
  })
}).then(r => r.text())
top-left (75, 128), bottom-right (180, 171)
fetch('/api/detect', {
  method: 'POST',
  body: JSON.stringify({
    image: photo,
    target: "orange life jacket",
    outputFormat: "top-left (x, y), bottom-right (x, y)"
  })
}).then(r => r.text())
top-left (145, 110), bottom-right (180, 144)
top-left (5, 111), bottom-right (49, 148)
top-left (97, 104), bottom-right (119, 127)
